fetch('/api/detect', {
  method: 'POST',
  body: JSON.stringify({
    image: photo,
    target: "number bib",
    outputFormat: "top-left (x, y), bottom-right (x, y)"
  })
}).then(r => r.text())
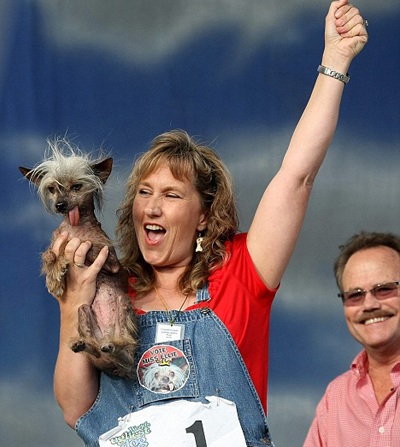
top-left (99, 396), bottom-right (247, 447)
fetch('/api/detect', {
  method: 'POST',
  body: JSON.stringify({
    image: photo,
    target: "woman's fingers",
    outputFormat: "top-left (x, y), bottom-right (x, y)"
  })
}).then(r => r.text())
top-left (71, 240), bottom-right (92, 269)
top-left (52, 231), bottom-right (109, 272)
top-left (52, 231), bottom-right (69, 256)
top-left (90, 245), bottom-right (110, 274)
top-left (333, 1), bottom-right (368, 39)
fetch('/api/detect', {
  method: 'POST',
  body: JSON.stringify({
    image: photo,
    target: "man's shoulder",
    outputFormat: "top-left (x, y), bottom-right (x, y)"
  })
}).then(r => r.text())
top-left (325, 367), bottom-right (357, 395)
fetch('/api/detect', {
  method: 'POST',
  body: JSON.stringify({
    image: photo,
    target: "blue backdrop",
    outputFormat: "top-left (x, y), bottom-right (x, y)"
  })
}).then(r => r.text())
top-left (1, 1), bottom-right (399, 445)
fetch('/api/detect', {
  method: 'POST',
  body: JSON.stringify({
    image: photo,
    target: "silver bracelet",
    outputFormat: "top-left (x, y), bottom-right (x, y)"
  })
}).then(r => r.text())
top-left (317, 65), bottom-right (350, 85)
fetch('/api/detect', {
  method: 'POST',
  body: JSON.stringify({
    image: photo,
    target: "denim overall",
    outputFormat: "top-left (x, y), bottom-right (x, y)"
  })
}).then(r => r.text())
top-left (76, 285), bottom-right (273, 447)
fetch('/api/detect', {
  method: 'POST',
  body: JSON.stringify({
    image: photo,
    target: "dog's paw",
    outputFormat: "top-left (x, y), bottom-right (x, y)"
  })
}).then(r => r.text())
top-left (45, 274), bottom-right (66, 299)
top-left (71, 340), bottom-right (86, 352)
top-left (100, 343), bottom-right (116, 354)
top-left (42, 249), bottom-right (69, 298)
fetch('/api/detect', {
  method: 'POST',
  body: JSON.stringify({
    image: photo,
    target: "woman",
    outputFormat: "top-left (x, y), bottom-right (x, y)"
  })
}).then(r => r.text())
top-left (52, 1), bottom-right (368, 445)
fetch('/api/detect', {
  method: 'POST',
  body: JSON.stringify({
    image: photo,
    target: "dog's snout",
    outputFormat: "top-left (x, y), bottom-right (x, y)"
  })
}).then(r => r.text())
top-left (55, 201), bottom-right (68, 213)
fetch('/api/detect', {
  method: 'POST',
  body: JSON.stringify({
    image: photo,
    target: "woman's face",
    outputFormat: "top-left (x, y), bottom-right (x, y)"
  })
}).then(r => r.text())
top-left (133, 165), bottom-right (207, 269)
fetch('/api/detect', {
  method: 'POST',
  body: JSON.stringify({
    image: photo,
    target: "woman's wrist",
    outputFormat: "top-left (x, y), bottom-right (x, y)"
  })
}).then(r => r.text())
top-left (321, 49), bottom-right (351, 76)
top-left (317, 65), bottom-right (350, 85)
top-left (59, 299), bottom-right (83, 323)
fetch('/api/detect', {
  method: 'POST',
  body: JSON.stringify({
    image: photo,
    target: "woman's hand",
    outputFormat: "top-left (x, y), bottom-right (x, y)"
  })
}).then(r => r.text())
top-left (51, 232), bottom-right (104, 426)
top-left (325, 0), bottom-right (368, 66)
top-left (52, 231), bottom-right (109, 308)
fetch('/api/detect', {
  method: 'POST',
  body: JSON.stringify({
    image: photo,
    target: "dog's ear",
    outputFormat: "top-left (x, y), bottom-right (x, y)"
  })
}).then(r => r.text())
top-left (92, 158), bottom-right (113, 184)
top-left (19, 166), bottom-right (43, 186)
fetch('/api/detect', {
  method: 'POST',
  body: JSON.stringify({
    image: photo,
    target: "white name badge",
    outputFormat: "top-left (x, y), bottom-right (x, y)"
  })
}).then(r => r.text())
top-left (99, 396), bottom-right (247, 447)
top-left (155, 322), bottom-right (185, 342)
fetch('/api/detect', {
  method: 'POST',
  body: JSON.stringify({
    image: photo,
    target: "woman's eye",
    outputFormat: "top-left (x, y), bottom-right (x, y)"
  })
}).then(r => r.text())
top-left (166, 193), bottom-right (180, 199)
top-left (138, 189), bottom-right (151, 196)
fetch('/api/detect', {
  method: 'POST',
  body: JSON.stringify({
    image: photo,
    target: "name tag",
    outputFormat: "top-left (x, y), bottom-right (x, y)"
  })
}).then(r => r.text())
top-left (99, 396), bottom-right (247, 447)
top-left (155, 322), bottom-right (185, 342)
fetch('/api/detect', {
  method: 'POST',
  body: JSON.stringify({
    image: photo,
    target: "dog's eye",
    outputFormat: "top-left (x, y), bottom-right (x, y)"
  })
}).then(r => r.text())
top-left (71, 183), bottom-right (82, 191)
top-left (48, 186), bottom-right (55, 194)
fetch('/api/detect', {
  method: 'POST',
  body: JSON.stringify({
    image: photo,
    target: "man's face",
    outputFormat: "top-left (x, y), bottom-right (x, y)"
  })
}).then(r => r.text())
top-left (342, 246), bottom-right (400, 358)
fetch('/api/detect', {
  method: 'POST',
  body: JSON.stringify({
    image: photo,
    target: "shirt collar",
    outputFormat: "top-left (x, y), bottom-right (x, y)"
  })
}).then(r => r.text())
top-left (351, 349), bottom-right (400, 379)
top-left (351, 350), bottom-right (369, 379)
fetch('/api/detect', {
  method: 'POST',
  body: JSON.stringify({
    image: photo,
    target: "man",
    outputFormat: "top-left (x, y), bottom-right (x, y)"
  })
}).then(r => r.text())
top-left (304, 232), bottom-right (400, 446)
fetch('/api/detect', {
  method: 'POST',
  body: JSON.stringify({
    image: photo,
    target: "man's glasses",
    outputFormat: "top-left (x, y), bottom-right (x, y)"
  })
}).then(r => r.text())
top-left (338, 280), bottom-right (400, 307)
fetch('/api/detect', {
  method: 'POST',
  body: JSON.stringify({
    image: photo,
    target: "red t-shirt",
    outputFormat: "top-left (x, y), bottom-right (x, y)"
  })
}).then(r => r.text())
top-left (130, 233), bottom-right (277, 411)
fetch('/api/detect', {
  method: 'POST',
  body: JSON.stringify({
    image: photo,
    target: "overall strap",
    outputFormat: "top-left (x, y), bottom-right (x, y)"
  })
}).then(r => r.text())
top-left (196, 283), bottom-right (211, 303)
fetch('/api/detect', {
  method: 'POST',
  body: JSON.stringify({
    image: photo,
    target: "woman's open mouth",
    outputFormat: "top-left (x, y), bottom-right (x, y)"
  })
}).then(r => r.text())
top-left (145, 224), bottom-right (166, 243)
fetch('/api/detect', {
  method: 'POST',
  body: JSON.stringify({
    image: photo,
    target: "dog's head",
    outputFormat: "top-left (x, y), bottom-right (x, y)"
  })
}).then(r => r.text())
top-left (19, 139), bottom-right (112, 225)
top-left (141, 361), bottom-right (188, 394)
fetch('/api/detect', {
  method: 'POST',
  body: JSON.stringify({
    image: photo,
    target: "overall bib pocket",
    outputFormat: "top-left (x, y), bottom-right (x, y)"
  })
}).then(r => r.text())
top-left (134, 338), bottom-right (200, 407)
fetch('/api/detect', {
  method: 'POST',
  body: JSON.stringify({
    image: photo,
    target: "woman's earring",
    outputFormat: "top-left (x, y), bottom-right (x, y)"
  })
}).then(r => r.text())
top-left (195, 233), bottom-right (204, 252)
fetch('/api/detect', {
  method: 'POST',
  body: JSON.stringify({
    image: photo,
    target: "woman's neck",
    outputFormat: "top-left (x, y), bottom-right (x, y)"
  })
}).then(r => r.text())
top-left (152, 266), bottom-right (186, 291)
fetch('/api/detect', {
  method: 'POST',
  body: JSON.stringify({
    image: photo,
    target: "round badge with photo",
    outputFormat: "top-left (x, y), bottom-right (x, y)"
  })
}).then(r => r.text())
top-left (137, 344), bottom-right (190, 394)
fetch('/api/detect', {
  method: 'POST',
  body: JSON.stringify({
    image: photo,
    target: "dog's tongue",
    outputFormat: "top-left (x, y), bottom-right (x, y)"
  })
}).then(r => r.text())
top-left (69, 206), bottom-right (80, 226)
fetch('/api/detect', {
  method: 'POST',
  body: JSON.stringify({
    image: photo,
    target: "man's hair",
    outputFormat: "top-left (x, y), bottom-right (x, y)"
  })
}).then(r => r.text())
top-left (334, 231), bottom-right (400, 290)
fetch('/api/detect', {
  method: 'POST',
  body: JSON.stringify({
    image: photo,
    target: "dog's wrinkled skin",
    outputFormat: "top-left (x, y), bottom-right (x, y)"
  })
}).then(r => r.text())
top-left (19, 140), bottom-right (138, 378)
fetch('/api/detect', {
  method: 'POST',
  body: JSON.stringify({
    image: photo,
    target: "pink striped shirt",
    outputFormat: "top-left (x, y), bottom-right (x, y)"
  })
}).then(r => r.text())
top-left (303, 351), bottom-right (400, 447)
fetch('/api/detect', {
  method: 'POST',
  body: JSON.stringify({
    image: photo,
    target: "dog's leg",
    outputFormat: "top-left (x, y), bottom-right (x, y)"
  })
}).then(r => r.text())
top-left (70, 304), bottom-right (102, 358)
top-left (98, 294), bottom-right (136, 354)
top-left (41, 239), bottom-right (69, 298)
top-left (101, 295), bottom-right (137, 376)
top-left (117, 295), bottom-right (138, 344)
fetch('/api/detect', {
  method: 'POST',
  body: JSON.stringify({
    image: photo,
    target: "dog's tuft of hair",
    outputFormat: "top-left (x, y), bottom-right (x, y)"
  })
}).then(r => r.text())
top-left (19, 138), bottom-right (110, 214)
top-left (19, 139), bottom-right (138, 378)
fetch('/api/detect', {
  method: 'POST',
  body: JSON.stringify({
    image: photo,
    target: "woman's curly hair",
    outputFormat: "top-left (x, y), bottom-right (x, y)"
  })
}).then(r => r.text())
top-left (116, 130), bottom-right (239, 294)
